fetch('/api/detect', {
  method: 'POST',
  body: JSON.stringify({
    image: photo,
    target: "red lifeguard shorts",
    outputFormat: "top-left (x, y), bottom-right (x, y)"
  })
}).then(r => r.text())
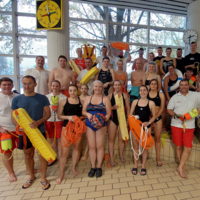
top-left (0, 132), bottom-right (18, 154)
top-left (60, 90), bottom-right (70, 98)
top-left (171, 126), bottom-right (194, 148)
top-left (45, 121), bottom-right (63, 139)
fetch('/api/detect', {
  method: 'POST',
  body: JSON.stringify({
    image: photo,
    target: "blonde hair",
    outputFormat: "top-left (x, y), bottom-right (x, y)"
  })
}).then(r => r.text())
top-left (91, 80), bottom-right (104, 95)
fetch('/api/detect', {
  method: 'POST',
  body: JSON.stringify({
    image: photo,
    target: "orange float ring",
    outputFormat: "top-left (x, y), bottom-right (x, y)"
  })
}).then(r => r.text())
top-left (111, 42), bottom-right (129, 50)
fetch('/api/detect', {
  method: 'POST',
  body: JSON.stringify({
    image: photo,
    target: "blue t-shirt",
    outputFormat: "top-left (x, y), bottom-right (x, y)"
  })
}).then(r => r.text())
top-left (11, 93), bottom-right (50, 133)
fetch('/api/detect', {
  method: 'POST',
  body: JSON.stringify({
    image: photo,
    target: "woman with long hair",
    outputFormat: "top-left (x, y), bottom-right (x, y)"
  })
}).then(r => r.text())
top-left (56, 85), bottom-right (83, 184)
top-left (82, 80), bottom-right (111, 177)
top-left (148, 79), bottom-right (165, 167)
top-left (143, 61), bottom-right (161, 91)
top-left (130, 85), bottom-right (156, 175)
top-left (108, 80), bottom-right (130, 166)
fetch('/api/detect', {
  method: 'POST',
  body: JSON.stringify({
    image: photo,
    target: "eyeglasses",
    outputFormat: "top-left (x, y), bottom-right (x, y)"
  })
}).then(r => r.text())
top-left (22, 83), bottom-right (34, 86)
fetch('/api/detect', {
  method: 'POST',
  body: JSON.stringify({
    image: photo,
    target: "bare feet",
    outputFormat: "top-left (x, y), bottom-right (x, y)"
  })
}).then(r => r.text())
top-left (177, 167), bottom-right (187, 178)
top-left (72, 168), bottom-right (79, 177)
top-left (81, 155), bottom-right (88, 162)
top-left (55, 175), bottom-right (63, 185)
top-left (26, 169), bottom-right (40, 175)
top-left (9, 173), bottom-right (17, 182)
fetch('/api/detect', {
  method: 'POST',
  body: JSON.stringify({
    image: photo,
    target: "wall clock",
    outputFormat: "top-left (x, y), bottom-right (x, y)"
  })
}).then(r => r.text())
top-left (36, 0), bottom-right (62, 30)
top-left (183, 29), bottom-right (198, 45)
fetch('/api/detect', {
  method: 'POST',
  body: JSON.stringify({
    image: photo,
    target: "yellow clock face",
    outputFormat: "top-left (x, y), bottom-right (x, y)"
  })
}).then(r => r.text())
top-left (37, 1), bottom-right (61, 28)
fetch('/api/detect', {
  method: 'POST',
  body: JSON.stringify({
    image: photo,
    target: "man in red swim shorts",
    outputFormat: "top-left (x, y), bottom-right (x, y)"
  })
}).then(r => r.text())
top-left (167, 78), bottom-right (200, 178)
top-left (0, 77), bottom-right (19, 182)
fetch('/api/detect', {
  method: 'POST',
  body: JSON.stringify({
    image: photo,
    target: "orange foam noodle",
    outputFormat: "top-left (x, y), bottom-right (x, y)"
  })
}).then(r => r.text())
top-left (111, 42), bottom-right (129, 50)
top-left (128, 115), bottom-right (154, 149)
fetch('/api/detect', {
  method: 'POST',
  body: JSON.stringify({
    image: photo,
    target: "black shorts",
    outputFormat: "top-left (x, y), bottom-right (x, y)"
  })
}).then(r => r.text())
top-left (18, 132), bottom-right (46, 150)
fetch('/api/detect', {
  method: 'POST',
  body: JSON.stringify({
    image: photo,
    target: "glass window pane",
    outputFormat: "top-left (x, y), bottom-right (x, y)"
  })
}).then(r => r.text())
top-left (109, 25), bottom-right (147, 43)
top-left (69, 2), bottom-right (105, 20)
top-left (0, 56), bottom-right (14, 75)
top-left (0, 14), bottom-right (12, 33)
top-left (70, 21), bottom-right (106, 40)
top-left (18, 37), bottom-right (47, 56)
top-left (17, 0), bottom-right (36, 14)
top-left (109, 7), bottom-right (147, 25)
top-left (18, 16), bottom-right (47, 35)
top-left (0, 35), bottom-right (13, 54)
top-left (150, 30), bottom-right (184, 47)
top-left (150, 12), bottom-right (186, 29)
top-left (70, 40), bottom-right (104, 58)
top-left (19, 57), bottom-right (48, 75)
top-left (0, 0), bottom-right (12, 11)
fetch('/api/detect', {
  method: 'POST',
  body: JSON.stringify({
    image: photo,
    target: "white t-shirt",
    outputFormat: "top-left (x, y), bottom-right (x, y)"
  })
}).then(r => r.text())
top-left (24, 68), bottom-right (49, 95)
top-left (77, 69), bottom-right (95, 95)
top-left (46, 93), bottom-right (67, 122)
top-left (167, 91), bottom-right (200, 129)
top-left (97, 56), bottom-right (112, 69)
top-left (0, 92), bottom-right (19, 132)
top-left (112, 56), bottom-right (128, 71)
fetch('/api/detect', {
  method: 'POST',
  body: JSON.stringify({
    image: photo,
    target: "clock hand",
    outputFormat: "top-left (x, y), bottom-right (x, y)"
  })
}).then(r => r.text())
top-left (41, 14), bottom-right (48, 17)
top-left (49, 11), bottom-right (56, 15)
top-left (46, 5), bottom-right (49, 15)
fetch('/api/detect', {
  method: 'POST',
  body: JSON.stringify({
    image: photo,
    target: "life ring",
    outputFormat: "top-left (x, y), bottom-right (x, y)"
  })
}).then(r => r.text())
top-left (111, 42), bottom-right (129, 50)
top-left (162, 69), bottom-right (183, 92)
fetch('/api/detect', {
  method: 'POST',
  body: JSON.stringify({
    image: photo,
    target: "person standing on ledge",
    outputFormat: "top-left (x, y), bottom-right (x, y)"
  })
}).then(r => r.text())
top-left (24, 56), bottom-right (49, 95)
top-left (130, 60), bottom-right (145, 103)
top-left (153, 46), bottom-right (165, 77)
top-left (97, 46), bottom-right (113, 69)
top-left (132, 48), bottom-right (148, 70)
top-left (176, 48), bottom-right (185, 75)
top-left (167, 78), bottom-right (200, 178)
top-left (73, 48), bottom-right (86, 70)
top-left (185, 42), bottom-right (200, 76)
top-left (49, 55), bottom-right (75, 97)
top-left (108, 44), bottom-right (131, 71)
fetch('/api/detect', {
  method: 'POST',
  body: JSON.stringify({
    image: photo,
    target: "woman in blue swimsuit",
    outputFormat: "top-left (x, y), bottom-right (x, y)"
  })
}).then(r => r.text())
top-left (82, 80), bottom-right (111, 178)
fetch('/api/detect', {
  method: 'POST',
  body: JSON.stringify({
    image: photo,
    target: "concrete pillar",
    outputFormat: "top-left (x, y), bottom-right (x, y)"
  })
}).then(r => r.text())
top-left (47, 0), bottom-right (69, 71)
top-left (187, 0), bottom-right (200, 52)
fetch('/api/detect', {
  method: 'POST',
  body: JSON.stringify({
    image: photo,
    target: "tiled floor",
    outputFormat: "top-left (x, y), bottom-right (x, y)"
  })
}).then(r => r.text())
top-left (0, 156), bottom-right (200, 200)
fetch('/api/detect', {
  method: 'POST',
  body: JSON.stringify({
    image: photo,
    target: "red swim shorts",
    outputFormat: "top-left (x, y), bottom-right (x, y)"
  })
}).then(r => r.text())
top-left (171, 126), bottom-right (194, 148)
top-left (0, 131), bottom-right (18, 154)
top-left (60, 90), bottom-right (70, 98)
top-left (45, 121), bottom-right (63, 139)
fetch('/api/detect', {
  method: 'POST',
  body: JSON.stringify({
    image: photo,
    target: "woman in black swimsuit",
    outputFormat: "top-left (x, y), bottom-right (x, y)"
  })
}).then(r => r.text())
top-left (56, 85), bottom-right (83, 184)
top-left (96, 57), bottom-right (115, 95)
top-left (130, 85), bottom-right (156, 176)
top-left (148, 79), bottom-right (165, 167)
top-left (107, 80), bottom-right (130, 166)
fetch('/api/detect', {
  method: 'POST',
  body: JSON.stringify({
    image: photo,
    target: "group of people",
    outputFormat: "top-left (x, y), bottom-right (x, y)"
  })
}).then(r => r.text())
top-left (1, 42), bottom-right (200, 190)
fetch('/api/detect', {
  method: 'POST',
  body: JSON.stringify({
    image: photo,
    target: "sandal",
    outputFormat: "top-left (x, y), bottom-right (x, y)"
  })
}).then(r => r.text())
top-left (110, 161), bottom-right (116, 167)
top-left (22, 177), bottom-right (36, 189)
top-left (48, 158), bottom-right (57, 167)
top-left (131, 168), bottom-right (137, 175)
top-left (96, 168), bottom-right (102, 178)
top-left (88, 168), bottom-right (96, 177)
top-left (157, 161), bottom-right (162, 167)
top-left (140, 168), bottom-right (146, 176)
top-left (120, 157), bottom-right (126, 163)
top-left (41, 181), bottom-right (51, 190)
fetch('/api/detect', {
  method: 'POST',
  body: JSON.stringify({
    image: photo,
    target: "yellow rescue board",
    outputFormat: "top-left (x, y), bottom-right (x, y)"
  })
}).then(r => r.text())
top-left (13, 108), bottom-right (57, 162)
top-left (69, 60), bottom-right (80, 75)
top-left (80, 67), bottom-right (98, 84)
top-left (115, 94), bottom-right (129, 141)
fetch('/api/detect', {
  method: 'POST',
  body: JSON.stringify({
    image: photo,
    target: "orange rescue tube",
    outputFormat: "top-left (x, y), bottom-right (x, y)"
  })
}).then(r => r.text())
top-left (111, 42), bottom-right (129, 50)
top-left (128, 115), bottom-right (154, 149)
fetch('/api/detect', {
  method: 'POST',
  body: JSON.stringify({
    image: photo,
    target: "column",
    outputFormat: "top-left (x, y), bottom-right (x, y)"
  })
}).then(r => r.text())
top-left (187, 0), bottom-right (200, 52)
top-left (47, 0), bottom-right (69, 71)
